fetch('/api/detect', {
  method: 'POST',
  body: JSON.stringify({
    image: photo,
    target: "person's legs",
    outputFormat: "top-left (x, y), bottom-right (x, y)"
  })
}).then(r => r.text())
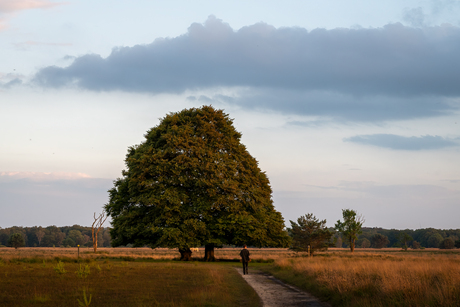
top-left (242, 261), bottom-right (248, 274)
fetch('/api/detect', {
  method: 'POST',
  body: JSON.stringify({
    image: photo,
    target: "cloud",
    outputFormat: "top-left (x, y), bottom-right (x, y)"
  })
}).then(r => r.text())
top-left (232, 89), bottom-right (455, 122)
top-left (403, 7), bottom-right (426, 27)
top-left (344, 134), bottom-right (459, 150)
top-left (34, 16), bottom-right (460, 97)
top-left (0, 72), bottom-right (24, 89)
top-left (30, 16), bottom-right (460, 122)
top-left (0, 0), bottom-right (61, 13)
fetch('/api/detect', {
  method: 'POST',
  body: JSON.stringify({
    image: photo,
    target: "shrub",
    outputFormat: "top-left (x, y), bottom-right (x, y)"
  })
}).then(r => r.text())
top-left (455, 240), bottom-right (460, 248)
top-left (8, 233), bottom-right (25, 249)
top-left (370, 233), bottom-right (390, 248)
top-left (439, 238), bottom-right (455, 249)
top-left (427, 233), bottom-right (444, 248)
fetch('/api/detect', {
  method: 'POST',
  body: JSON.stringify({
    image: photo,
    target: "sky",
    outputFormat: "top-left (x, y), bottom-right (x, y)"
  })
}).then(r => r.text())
top-left (1, 0), bottom-right (460, 230)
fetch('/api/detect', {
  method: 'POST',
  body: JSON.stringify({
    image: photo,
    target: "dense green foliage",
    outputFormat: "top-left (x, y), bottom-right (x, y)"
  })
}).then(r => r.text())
top-left (289, 214), bottom-right (333, 255)
top-left (7, 233), bottom-right (25, 249)
top-left (370, 233), bottom-right (390, 248)
top-left (0, 225), bottom-right (110, 248)
top-left (439, 238), bottom-right (455, 249)
top-left (105, 106), bottom-right (290, 256)
top-left (352, 228), bottom-right (460, 249)
top-left (399, 232), bottom-right (413, 251)
top-left (1, 224), bottom-right (460, 250)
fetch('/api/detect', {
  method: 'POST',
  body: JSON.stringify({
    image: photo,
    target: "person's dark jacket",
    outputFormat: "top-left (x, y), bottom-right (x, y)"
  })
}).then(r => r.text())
top-left (240, 249), bottom-right (250, 262)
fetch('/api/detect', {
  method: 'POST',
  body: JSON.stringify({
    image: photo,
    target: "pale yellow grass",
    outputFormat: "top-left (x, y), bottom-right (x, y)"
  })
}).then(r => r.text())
top-left (0, 246), bottom-right (294, 261)
top-left (274, 252), bottom-right (460, 306)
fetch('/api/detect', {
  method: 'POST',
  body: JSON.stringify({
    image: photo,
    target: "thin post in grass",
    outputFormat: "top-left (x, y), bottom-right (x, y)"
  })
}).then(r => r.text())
top-left (77, 245), bottom-right (80, 259)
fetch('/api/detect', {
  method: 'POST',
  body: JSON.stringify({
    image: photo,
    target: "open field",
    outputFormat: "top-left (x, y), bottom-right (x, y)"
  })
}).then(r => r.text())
top-left (262, 250), bottom-right (460, 307)
top-left (2, 247), bottom-right (460, 306)
top-left (2, 246), bottom-right (454, 262)
top-left (0, 246), bottom-right (296, 262)
top-left (0, 257), bottom-right (260, 307)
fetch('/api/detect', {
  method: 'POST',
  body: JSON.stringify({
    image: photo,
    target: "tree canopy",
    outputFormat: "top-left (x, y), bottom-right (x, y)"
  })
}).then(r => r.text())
top-left (335, 209), bottom-right (364, 253)
top-left (105, 106), bottom-right (290, 260)
top-left (8, 233), bottom-right (25, 249)
top-left (370, 233), bottom-right (390, 248)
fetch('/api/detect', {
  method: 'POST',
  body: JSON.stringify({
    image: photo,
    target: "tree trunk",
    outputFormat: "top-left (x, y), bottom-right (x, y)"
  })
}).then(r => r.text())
top-left (204, 244), bottom-right (215, 261)
top-left (350, 238), bottom-right (355, 253)
top-left (93, 236), bottom-right (98, 253)
top-left (179, 249), bottom-right (192, 261)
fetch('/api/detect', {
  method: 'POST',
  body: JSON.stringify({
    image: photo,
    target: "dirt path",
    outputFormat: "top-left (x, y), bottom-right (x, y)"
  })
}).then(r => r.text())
top-left (235, 268), bottom-right (331, 307)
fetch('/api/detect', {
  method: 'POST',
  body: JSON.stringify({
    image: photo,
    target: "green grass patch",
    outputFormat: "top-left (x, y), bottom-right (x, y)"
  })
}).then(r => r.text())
top-left (0, 260), bottom-right (261, 307)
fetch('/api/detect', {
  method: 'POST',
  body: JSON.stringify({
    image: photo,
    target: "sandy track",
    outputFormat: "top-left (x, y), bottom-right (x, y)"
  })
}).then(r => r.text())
top-left (235, 268), bottom-right (331, 307)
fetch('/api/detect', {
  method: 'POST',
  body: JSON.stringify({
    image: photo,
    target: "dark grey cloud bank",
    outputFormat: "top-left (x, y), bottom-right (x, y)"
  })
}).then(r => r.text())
top-left (34, 16), bottom-right (460, 121)
top-left (344, 134), bottom-right (459, 150)
top-left (190, 90), bottom-right (454, 122)
top-left (35, 16), bottom-right (460, 96)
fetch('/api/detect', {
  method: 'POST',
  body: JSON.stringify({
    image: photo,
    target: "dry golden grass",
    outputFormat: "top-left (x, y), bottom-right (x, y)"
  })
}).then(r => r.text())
top-left (0, 246), bottom-right (294, 262)
top-left (3, 247), bottom-right (460, 306)
top-left (268, 251), bottom-right (460, 307)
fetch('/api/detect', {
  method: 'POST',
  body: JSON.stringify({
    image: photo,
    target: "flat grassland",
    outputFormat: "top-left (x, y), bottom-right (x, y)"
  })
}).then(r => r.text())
top-left (0, 247), bottom-right (261, 307)
top-left (1, 247), bottom-right (460, 306)
top-left (263, 249), bottom-right (460, 307)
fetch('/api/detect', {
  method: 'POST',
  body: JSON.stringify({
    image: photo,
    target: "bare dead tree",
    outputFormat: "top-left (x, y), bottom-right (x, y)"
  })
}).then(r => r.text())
top-left (92, 212), bottom-right (108, 253)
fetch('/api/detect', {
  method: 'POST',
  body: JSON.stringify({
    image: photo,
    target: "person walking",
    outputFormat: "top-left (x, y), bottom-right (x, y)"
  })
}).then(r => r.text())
top-left (240, 244), bottom-right (250, 275)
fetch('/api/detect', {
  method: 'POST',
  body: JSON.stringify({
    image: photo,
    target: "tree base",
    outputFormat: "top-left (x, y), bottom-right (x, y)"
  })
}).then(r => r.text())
top-left (179, 249), bottom-right (192, 261)
top-left (204, 244), bottom-right (215, 261)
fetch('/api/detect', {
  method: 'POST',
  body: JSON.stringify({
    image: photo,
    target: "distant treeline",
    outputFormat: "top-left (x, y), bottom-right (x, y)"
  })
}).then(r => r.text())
top-left (1, 225), bottom-right (459, 249)
top-left (334, 227), bottom-right (460, 249)
top-left (0, 225), bottom-right (111, 248)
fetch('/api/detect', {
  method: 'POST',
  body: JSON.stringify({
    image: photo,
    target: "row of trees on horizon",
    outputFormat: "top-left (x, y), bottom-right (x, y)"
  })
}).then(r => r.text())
top-left (0, 225), bottom-right (111, 248)
top-left (2, 223), bottom-right (460, 250)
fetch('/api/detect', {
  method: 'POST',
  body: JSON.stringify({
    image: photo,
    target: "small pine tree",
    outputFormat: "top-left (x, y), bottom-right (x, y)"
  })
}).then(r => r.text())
top-left (290, 214), bottom-right (333, 256)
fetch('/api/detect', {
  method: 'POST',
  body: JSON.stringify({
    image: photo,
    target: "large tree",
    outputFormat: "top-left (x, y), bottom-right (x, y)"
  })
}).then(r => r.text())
top-left (335, 209), bottom-right (364, 253)
top-left (289, 213), bottom-right (333, 256)
top-left (105, 106), bottom-right (290, 260)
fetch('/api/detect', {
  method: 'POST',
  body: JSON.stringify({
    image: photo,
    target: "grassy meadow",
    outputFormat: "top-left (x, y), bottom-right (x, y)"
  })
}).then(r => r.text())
top-left (0, 249), bottom-right (261, 306)
top-left (1, 247), bottom-right (460, 306)
top-left (262, 249), bottom-right (460, 307)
